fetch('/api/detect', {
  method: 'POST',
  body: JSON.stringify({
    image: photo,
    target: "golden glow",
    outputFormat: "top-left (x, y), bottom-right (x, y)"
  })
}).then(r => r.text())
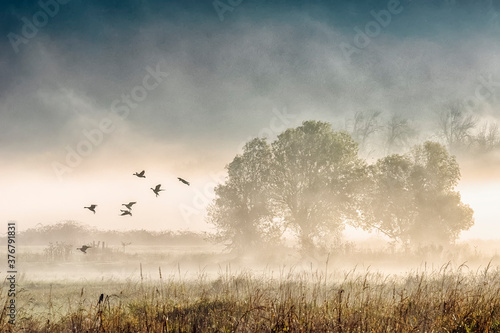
top-left (457, 181), bottom-right (500, 240)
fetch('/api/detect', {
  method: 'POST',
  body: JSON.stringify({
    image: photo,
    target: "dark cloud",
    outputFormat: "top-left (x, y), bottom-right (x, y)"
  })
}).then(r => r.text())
top-left (1, 0), bottom-right (499, 167)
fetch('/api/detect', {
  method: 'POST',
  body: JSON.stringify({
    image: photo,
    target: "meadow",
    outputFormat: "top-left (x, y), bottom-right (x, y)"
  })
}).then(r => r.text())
top-left (2, 241), bottom-right (500, 332)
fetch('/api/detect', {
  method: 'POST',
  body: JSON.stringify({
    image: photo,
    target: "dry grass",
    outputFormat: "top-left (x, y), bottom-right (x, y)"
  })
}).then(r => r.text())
top-left (1, 262), bottom-right (500, 332)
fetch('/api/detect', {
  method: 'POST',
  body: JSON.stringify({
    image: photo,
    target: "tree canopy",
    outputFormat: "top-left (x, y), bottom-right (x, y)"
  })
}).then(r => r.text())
top-left (208, 121), bottom-right (474, 254)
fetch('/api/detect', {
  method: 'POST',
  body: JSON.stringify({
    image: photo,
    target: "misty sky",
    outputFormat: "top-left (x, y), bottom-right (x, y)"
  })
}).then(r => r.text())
top-left (1, 0), bottom-right (499, 238)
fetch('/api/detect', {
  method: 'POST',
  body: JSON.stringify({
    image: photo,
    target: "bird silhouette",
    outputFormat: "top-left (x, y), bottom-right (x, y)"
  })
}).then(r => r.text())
top-left (122, 202), bottom-right (137, 210)
top-left (120, 209), bottom-right (132, 216)
top-left (77, 245), bottom-right (91, 253)
top-left (177, 177), bottom-right (190, 186)
top-left (98, 293), bottom-right (104, 304)
top-left (133, 170), bottom-right (146, 178)
top-left (151, 184), bottom-right (164, 197)
top-left (84, 205), bottom-right (97, 214)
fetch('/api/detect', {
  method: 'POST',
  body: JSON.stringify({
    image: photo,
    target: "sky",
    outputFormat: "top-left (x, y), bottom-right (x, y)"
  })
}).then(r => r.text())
top-left (1, 0), bottom-right (499, 239)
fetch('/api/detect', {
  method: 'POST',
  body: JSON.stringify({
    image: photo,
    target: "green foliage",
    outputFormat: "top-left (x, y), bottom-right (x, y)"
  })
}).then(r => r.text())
top-left (362, 141), bottom-right (474, 245)
top-left (21, 221), bottom-right (93, 245)
top-left (16, 222), bottom-right (206, 247)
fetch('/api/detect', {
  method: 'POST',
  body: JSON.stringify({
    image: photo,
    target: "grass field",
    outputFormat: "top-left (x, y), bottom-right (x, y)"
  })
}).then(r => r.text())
top-left (2, 249), bottom-right (500, 332)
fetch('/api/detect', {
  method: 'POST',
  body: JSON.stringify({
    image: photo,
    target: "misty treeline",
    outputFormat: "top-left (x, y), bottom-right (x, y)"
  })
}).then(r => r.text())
top-left (208, 120), bottom-right (474, 254)
top-left (345, 100), bottom-right (500, 156)
top-left (16, 221), bottom-right (205, 246)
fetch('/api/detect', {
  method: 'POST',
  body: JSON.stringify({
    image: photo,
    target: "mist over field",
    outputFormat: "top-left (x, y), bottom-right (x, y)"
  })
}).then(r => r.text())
top-left (2, 0), bottom-right (500, 331)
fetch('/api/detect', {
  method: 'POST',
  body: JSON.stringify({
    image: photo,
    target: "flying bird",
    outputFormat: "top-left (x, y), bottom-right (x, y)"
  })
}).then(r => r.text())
top-left (151, 184), bottom-right (164, 197)
top-left (120, 210), bottom-right (132, 216)
top-left (122, 202), bottom-right (137, 210)
top-left (133, 170), bottom-right (146, 178)
top-left (84, 205), bottom-right (97, 214)
top-left (177, 177), bottom-right (190, 186)
top-left (77, 245), bottom-right (91, 253)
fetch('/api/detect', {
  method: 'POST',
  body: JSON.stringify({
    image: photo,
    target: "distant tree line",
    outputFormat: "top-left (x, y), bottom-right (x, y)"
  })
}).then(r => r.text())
top-left (208, 120), bottom-right (474, 254)
top-left (345, 100), bottom-right (500, 157)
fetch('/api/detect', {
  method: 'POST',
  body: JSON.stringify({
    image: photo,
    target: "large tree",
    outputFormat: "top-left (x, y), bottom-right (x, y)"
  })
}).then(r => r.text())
top-left (358, 154), bottom-right (416, 242)
top-left (350, 110), bottom-right (383, 149)
top-left (270, 120), bottom-right (366, 253)
top-left (360, 141), bottom-right (474, 246)
top-left (207, 138), bottom-right (278, 252)
top-left (384, 114), bottom-right (417, 154)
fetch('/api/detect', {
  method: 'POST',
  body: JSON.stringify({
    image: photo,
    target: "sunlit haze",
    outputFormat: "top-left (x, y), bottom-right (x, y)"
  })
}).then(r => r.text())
top-left (1, 0), bottom-right (500, 241)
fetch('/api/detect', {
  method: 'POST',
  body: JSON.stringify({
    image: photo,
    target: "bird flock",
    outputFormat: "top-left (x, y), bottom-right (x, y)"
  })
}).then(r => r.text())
top-left (79, 170), bottom-right (190, 253)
